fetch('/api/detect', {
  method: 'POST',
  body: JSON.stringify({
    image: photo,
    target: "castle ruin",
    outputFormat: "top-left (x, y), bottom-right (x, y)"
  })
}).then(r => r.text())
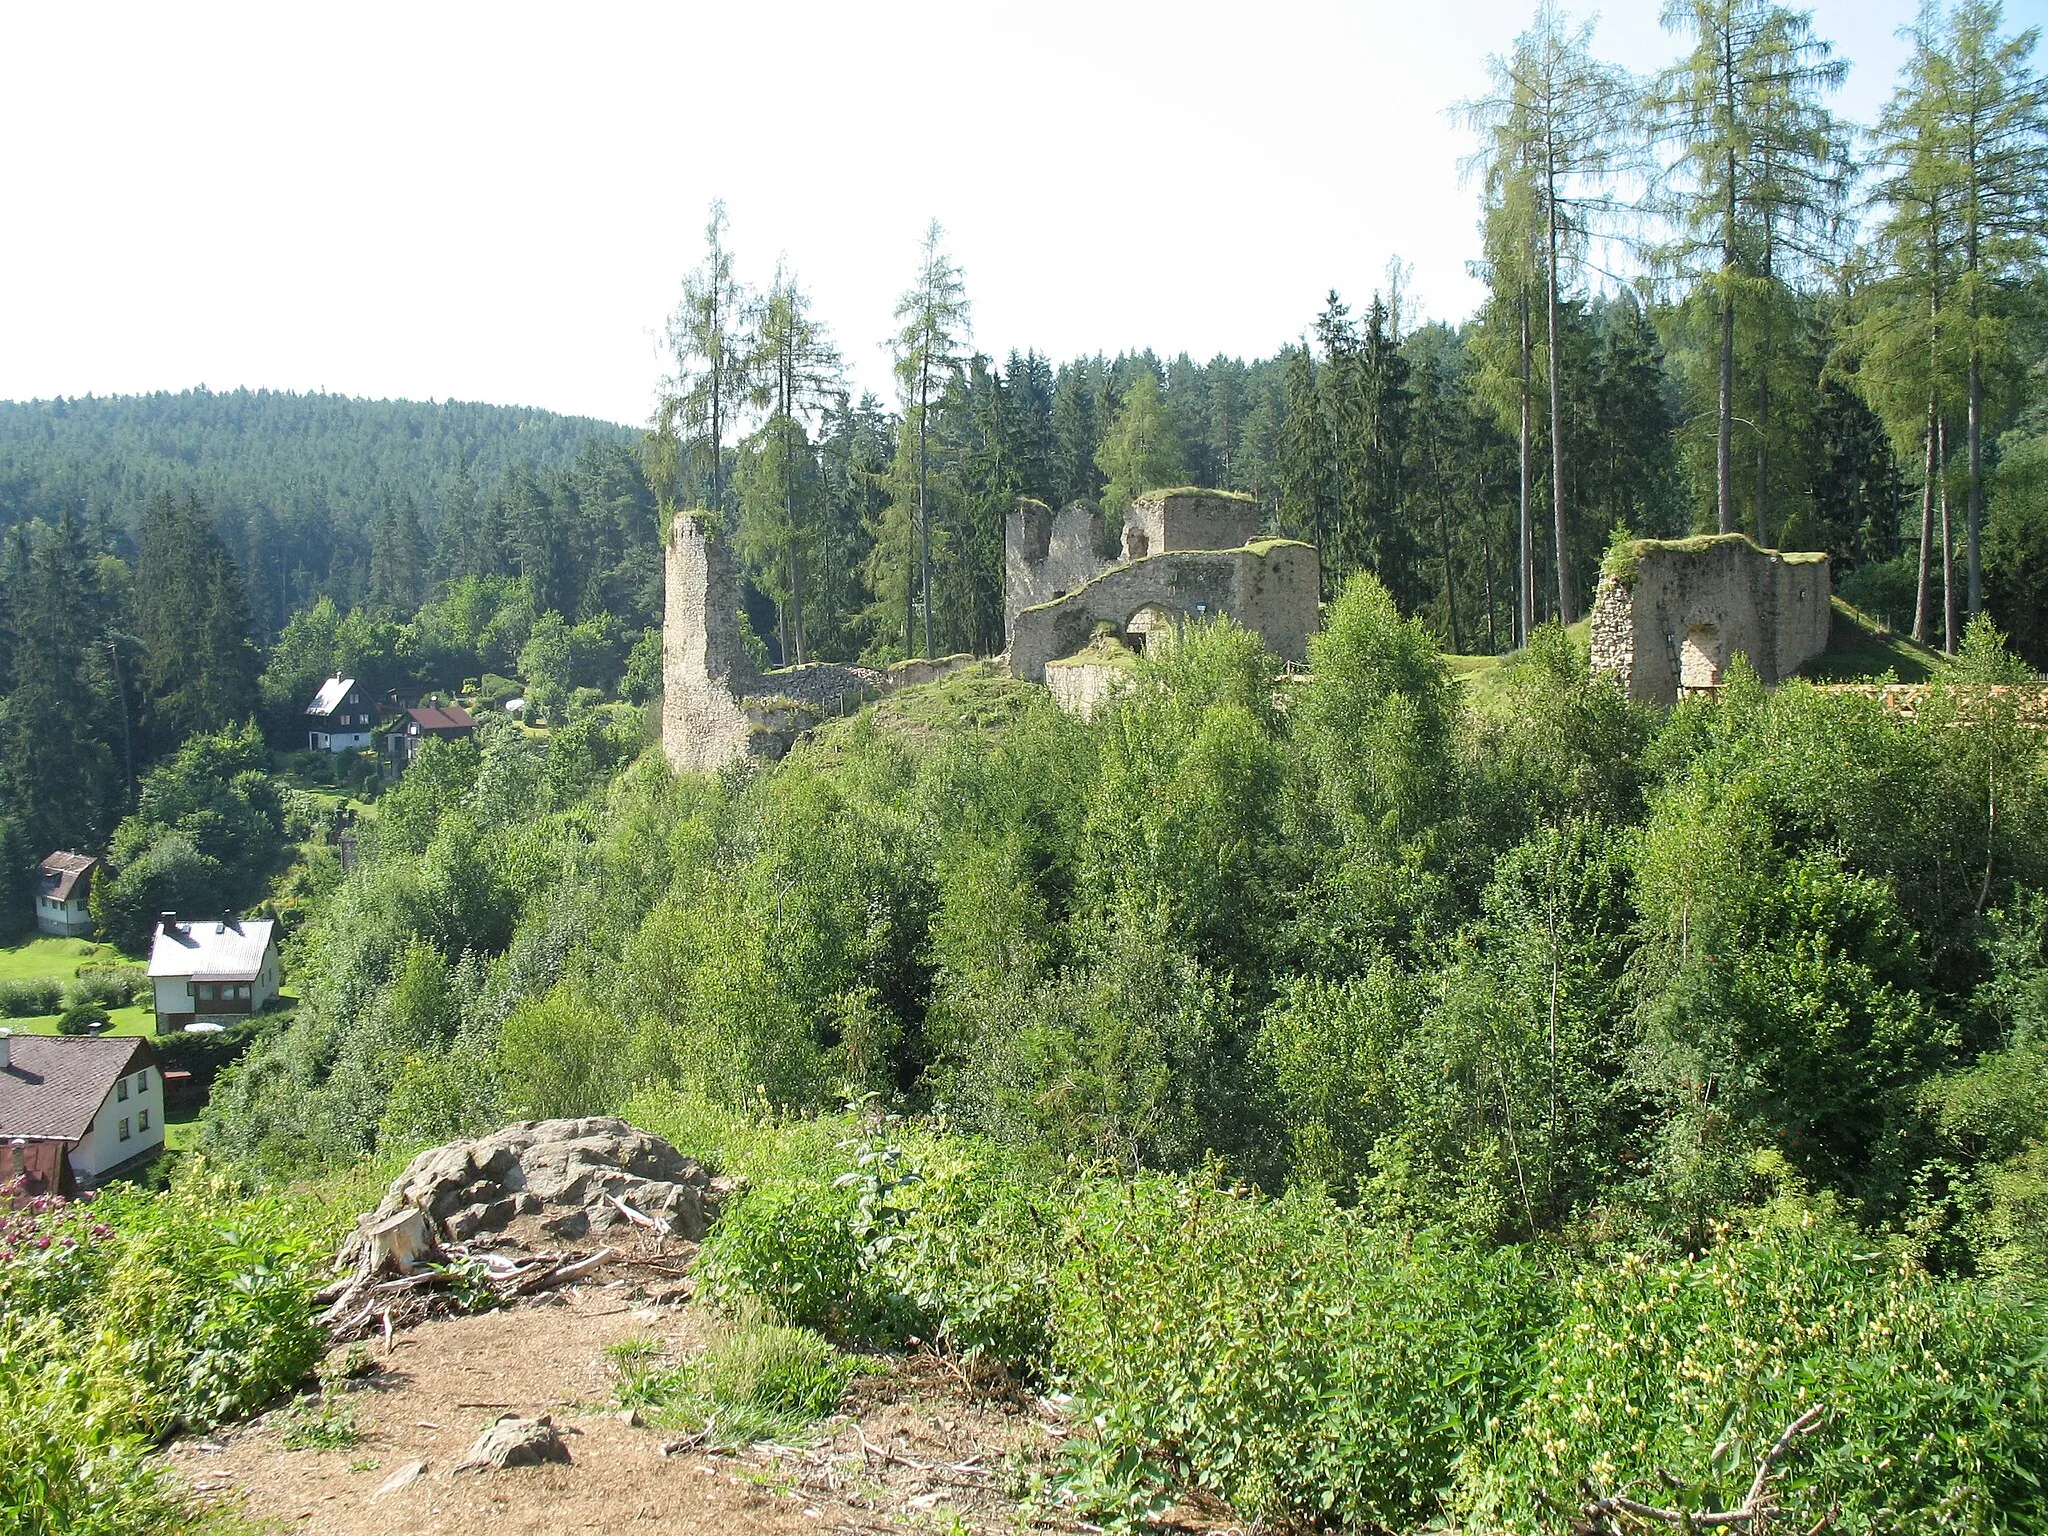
top-left (1588, 534), bottom-right (1831, 705)
top-left (1004, 488), bottom-right (1321, 684)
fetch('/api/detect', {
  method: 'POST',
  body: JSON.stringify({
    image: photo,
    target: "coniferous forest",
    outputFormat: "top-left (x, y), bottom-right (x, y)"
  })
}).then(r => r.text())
top-left (7, 3), bottom-right (2048, 1533)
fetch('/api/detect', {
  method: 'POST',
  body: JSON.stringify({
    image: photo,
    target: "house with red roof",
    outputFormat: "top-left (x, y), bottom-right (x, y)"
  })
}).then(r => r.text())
top-left (384, 696), bottom-right (476, 774)
top-left (0, 1031), bottom-right (164, 1186)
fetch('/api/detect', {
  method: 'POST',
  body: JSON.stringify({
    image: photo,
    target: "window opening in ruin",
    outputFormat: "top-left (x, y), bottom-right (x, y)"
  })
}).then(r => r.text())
top-left (1679, 624), bottom-right (1722, 695)
top-left (1127, 531), bottom-right (1150, 559)
top-left (1126, 604), bottom-right (1177, 655)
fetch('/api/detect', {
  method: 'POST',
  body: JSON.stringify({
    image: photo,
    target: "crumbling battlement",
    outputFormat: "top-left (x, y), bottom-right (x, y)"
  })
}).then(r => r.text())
top-left (661, 513), bottom-right (974, 773)
top-left (1005, 498), bottom-right (1118, 646)
top-left (661, 513), bottom-right (758, 773)
top-left (1008, 539), bottom-right (1321, 683)
top-left (1589, 534), bottom-right (1831, 705)
top-left (1120, 487), bottom-right (1261, 562)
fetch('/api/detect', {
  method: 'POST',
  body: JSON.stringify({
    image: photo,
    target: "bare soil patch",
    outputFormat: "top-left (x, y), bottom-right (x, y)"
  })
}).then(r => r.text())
top-left (162, 1269), bottom-right (1071, 1536)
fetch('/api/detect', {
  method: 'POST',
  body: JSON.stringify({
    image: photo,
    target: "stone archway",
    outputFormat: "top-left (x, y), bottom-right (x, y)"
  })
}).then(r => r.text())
top-left (1126, 603), bottom-right (1177, 655)
top-left (1680, 623), bottom-right (1722, 695)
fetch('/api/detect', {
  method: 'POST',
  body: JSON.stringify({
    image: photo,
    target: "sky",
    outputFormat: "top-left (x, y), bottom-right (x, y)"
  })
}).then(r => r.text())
top-left (2, 0), bottom-right (2044, 427)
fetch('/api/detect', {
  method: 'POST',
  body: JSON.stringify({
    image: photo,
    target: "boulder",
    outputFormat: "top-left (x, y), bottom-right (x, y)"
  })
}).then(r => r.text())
top-left (339, 1118), bottom-right (736, 1269)
top-left (454, 1414), bottom-right (571, 1472)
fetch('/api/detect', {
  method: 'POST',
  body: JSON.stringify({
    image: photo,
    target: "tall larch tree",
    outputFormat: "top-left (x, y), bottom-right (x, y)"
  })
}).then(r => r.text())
top-left (892, 221), bottom-right (971, 659)
top-left (1646, 0), bottom-right (1846, 537)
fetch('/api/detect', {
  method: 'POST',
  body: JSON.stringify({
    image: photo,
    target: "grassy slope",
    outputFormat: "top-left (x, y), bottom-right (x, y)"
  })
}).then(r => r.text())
top-left (1798, 598), bottom-right (1949, 683)
top-left (806, 661), bottom-right (1043, 753)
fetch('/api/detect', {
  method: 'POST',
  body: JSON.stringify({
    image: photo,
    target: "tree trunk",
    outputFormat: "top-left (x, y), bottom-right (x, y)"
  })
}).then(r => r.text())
top-left (1916, 400), bottom-right (1936, 645)
top-left (1755, 344), bottom-right (1770, 547)
top-left (1439, 508), bottom-right (1461, 654)
top-left (917, 353), bottom-right (934, 661)
top-left (1546, 157), bottom-right (1573, 623)
top-left (1519, 294), bottom-right (1535, 645)
top-left (1968, 344), bottom-right (1984, 616)
top-left (1717, 284), bottom-right (1735, 535)
top-left (1940, 415), bottom-right (1957, 653)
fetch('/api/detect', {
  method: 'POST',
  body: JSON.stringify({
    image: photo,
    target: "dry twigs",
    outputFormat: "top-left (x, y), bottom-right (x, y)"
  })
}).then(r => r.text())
top-left (1584, 1406), bottom-right (1828, 1532)
top-left (317, 1241), bottom-right (620, 1342)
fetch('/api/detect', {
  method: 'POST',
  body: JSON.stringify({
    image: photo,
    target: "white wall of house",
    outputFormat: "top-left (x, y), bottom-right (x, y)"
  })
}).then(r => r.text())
top-left (34, 894), bottom-right (93, 937)
top-left (69, 1062), bottom-right (164, 1181)
top-left (152, 942), bottom-right (279, 1024)
top-left (153, 976), bottom-right (193, 1017)
top-left (309, 729), bottom-right (372, 753)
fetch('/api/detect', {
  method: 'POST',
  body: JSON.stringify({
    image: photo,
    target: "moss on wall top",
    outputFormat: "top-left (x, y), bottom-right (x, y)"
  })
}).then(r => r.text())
top-left (1600, 532), bottom-right (1829, 587)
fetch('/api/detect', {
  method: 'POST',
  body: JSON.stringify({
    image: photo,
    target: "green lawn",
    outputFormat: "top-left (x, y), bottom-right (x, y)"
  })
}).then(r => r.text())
top-left (0, 936), bottom-right (133, 982)
top-left (0, 937), bottom-right (157, 1037)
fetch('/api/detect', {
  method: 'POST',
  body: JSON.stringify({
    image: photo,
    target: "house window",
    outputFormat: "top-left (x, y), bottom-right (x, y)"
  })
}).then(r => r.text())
top-left (134, 1069), bottom-right (147, 1092)
top-left (139, 1107), bottom-right (150, 1131)
top-left (118, 1118), bottom-right (130, 1142)
top-left (117, 1077), bottom-right (128, 1101)
top-left (236, 985), bottom-right (250, 1000)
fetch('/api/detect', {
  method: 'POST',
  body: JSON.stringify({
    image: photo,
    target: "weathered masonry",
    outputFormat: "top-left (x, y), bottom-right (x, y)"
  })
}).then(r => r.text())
top-left (1004, 488), bottom-right (1321, 685)
top-left (1589, 534), bottom-right (1831, 705)
top-left (660, 513), bottom-right (970, 774)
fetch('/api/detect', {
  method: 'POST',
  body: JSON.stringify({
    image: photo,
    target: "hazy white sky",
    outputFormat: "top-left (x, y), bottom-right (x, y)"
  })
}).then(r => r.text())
top-left (2, 0), bottom-right (2042, 425)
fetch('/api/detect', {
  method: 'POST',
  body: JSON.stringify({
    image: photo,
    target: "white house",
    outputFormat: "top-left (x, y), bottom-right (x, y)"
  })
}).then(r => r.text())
top-left (34, 851), bottom-right (98, 937)
top-left (305, 676), bottom-right (373, 753)
top-left (0, 1031), bottom-right (165, 1186)
top-left (147, 914), bottom-right (280, 1033)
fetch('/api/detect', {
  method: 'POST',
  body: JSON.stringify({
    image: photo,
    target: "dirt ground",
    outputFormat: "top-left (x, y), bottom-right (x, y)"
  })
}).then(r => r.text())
top-left (161, 1266), bottom-right (1079, 1536)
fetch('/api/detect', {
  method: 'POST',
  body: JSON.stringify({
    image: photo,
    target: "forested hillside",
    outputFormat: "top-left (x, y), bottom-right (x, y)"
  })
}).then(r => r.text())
top-left (0, 390), bottom-right (631, 635)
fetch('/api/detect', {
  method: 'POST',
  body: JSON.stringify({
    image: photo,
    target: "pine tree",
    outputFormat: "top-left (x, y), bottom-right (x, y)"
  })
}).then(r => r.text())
top-left (892, 222), bottom-right (971, 660)
top-left (1467, 2), bottom-right (1633, 620)
top-left (133, 493), bottom-right (259, 753)
top-left (1646, 0), bottom-right (1848, 536)
top-left (663, 200), bottom-right (754, 523)
top-left (1050, 360), bottom-right (1101, 506)
top-left (739, 268), bottom-right (843, 665)
top-left (1095, 370), bottom-right (1191, 522)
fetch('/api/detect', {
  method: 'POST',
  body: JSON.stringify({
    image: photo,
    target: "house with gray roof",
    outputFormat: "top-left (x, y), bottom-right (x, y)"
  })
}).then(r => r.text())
top-left (35, 851), bottom-right (98, 937)
top-left (0, 1031), bottom-right (164, 1186)
top-left (147, 914), bottom-right (280, 1032)
top-left (305, 675), bottom-right (373, 753)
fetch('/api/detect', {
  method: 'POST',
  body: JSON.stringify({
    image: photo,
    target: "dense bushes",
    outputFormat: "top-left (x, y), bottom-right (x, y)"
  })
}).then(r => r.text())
top-left (0, 1170), bottom-right (331, 1533)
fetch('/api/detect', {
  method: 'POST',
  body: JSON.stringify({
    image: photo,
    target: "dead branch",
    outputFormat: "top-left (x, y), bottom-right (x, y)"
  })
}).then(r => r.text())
top-left (1585, 1405), bottom-right (1827, 1531)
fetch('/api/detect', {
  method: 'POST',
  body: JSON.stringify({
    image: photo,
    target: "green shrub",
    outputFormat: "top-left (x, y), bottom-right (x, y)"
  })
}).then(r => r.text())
top-left (1461, 1208), bottom-right (2048, 1533)
top-left (0, 977), bottom-right (63, 1017)
top-left (55, 1003), bottom-right (110, 1035)
top-left (608, 1310), bottom-right (856, 1447)
top-left (65, 965), bottom-right (145, 1011)
top-left (698, 1177), bottom-right (893, 1341)
top-left (0, 1323), bottom-right (185, 1536)
top-left (1050, 1174), bottom-right (1554, 1529)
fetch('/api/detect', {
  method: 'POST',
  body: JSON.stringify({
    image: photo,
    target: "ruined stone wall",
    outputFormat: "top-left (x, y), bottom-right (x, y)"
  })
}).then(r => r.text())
top-left (1120, 488), bottom-right (1262, 561)
top-left (662, 514), bottom-right (758, 773)
top-left (1008, 540), bottom-right (1320, 683)
top-left (664, 515), bottom-right (980, 773)
top-left (1589, 535), bottom-right (1831, 704)
top-left (1005, 499), bottom-right (1116, 646)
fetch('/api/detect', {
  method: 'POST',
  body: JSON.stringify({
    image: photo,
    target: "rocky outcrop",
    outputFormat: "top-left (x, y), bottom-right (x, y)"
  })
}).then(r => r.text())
top-left (340, 1118), bottom-right (734, 1258)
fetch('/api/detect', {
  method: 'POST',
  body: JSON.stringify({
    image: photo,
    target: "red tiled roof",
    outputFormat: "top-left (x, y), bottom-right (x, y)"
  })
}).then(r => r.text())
top-left (407, 702), bottom-right (475, 732)
top-left (37, 852), bottom-right (98, 904)
top-left (0, 1036), bottom-right (156, 1143)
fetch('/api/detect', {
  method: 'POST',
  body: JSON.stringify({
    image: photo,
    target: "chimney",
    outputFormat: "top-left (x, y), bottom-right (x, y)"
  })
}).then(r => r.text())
top-left (158, 911), bottom-right (178, 938)
top-left (0, 1029), bottom-right (11, 1072)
